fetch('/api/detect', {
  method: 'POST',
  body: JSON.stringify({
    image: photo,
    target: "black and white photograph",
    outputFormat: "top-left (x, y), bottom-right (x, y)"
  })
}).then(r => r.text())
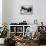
top-left (20, 5), bottom-right (33, 15)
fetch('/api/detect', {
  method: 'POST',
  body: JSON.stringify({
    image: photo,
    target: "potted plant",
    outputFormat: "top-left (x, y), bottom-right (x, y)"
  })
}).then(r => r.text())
top-left (0, 23), bottom-right (9, 44)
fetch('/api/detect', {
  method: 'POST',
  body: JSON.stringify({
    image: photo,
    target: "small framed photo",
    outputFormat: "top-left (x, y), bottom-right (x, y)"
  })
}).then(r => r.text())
top-left (20, 5), bottom-right (33, 15)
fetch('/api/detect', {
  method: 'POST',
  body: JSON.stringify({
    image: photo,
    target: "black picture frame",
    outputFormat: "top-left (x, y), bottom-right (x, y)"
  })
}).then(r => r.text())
top-left (20, 5), bottom-right (33, 15)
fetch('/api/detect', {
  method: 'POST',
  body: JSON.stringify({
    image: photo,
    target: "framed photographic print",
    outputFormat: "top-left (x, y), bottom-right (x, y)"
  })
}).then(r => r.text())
top-left (20, 5), bottom-right (33, 15)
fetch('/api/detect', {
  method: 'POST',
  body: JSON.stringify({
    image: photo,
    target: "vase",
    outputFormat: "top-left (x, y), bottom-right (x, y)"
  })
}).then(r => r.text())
top-left (0, 38), bottom-right (5, 44)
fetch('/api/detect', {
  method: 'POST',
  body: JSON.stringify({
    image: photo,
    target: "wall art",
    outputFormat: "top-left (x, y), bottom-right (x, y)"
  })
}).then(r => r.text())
top-left (20, 5), bottom-right (33, 15)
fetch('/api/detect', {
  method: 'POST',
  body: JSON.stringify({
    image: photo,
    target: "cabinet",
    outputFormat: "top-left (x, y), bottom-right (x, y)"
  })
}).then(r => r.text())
top-left (9, 24), bottom-right (38, 37)
top-left (9, 25), bottom-right (30, 37)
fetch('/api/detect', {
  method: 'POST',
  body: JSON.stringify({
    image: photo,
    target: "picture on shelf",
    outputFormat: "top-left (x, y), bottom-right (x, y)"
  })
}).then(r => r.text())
top-left (20, 5), bottom-right (33, 15)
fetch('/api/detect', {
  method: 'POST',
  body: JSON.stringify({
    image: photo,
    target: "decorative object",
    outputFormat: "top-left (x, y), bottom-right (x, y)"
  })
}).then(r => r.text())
top-left (34, 19), bottom-right (37, 24)
top-left (0, 23), bottom-right (9, 38)
top-left (20, 5), bottom-right (33, 15)
top-left (0, 22), bottom-right (9, 44)
top-left (26, 27), bottom-right (32, 40)
top-left (0, 38), bottom-right (5, 44)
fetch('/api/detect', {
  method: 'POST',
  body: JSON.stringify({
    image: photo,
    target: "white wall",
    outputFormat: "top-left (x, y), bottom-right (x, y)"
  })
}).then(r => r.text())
top-left (2, 0), bottom-right (46, 26)
top-left (2, 0), bottom-right (8, 24)
top-left (0, 0), bottom-right (2, 27)
top-left (6, 0), bottom-right (34, 24)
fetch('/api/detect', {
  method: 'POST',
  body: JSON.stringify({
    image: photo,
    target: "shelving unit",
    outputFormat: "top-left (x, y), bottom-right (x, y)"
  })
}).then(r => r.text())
top-left (9, 24), bottom-right (38, 37)
top-left (9, 25), bottom-right (31, 37)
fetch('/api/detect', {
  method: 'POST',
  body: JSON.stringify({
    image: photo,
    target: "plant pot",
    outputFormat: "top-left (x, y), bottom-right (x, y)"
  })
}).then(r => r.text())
top-left (0, 38), bottom-right (5, 44)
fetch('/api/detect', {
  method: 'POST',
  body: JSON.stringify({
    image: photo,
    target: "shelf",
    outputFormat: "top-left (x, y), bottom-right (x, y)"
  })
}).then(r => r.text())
top-left (9, 25), bottom-right (31, 36)
top-left (10, 32), bottom-right (23, 33)
top-left (9, 25), bottom-right (31, 26)
top-left (16, 32), bottom-right (23, 33)
top-left (10, 32), bottom-right (15, 33)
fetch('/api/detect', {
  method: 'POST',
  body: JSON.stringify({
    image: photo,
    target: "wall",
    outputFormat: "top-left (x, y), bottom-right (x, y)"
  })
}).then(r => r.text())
top-left (2, 0), bottom-right (8, 24)
top-left (6, 0), bottom-right (34, 24)
top-left (2, 0), bottom-right (46, 26)
top-left (0, 0), bottom-right (2, 27)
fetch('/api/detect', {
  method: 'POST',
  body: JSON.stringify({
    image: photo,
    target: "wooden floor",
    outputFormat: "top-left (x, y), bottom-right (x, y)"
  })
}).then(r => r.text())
top-left (0, 44), bottom-right (4, 46)
top-left (0, 44), bottom-right (46, 46)
top-left (40, 45), bottom-right (46, 46)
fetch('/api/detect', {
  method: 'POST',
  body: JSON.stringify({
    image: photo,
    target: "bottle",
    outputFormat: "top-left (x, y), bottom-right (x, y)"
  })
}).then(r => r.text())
top-left (34, 19), bottom-right (37, 24)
